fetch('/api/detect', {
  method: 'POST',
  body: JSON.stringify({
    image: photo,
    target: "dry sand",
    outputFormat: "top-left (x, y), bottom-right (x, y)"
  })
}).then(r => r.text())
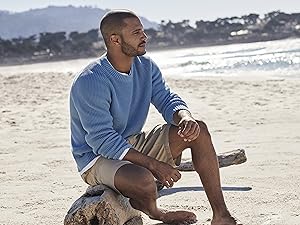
top-left (0, 60), bottom-right (300, 225)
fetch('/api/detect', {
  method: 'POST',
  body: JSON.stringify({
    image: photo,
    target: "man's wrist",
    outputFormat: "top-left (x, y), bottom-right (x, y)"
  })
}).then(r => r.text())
top-left (123, 148), bottom-right (157, 171)
top-left (174, 109), bottom-right (193, 125)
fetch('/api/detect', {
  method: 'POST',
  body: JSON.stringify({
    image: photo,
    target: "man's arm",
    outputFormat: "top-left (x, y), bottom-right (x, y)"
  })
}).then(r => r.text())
top-left (150, 60), bottom-right (189, 124)
top-left (123, 148), bottom-right (181, 188)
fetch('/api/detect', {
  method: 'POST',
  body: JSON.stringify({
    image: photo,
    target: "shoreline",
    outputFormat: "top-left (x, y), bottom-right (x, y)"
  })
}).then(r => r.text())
top-left (1, 66), bottom-right (299, 81)
top-left (1, 36), bottom-right (299, 67)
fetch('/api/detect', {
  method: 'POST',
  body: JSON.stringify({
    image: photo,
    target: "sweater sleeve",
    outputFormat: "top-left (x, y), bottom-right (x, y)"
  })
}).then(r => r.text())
top-left (150, 60), bottom-right (190, 124)
top-left (70, 73), bottom-right (132, 160)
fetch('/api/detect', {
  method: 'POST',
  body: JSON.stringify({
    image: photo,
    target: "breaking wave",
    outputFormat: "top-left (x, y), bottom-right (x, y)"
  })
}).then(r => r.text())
top-left (149, 38), bottom-right (300, 78)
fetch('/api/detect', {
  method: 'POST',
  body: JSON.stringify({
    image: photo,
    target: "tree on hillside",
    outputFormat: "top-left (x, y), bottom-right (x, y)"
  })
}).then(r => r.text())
top-left (242, 14), bottom-right (260, 25)
top-left (159, 20), bottom-right (194, 45)
top-left (38, 32), bottom-right (67, 55)
top-left (68, 29), bottom-right (102, 56)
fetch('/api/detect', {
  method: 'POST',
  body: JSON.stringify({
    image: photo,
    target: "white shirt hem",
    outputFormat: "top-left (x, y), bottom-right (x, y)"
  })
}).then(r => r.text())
top-left (79, 148), bottom-right (130, 175)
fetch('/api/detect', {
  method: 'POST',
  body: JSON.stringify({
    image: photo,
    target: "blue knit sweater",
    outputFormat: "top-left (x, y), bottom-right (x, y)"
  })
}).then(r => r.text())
top-left (70, 54), bottom-right (189, 172)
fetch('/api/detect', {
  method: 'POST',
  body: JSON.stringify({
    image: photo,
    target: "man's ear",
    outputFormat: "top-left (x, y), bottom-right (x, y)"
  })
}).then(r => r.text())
top-left (110, 34), bottom-right (121, 46)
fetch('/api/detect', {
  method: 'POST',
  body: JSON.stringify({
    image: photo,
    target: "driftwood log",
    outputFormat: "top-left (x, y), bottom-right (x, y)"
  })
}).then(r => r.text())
top-left (65, 149), bottom-right (247, 225)
top-left (177, 149), bottom-right (247, 171)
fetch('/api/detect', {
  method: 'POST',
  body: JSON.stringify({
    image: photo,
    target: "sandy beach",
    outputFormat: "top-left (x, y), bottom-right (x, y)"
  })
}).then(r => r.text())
top-left (0, 61), bottom-right (300, 225)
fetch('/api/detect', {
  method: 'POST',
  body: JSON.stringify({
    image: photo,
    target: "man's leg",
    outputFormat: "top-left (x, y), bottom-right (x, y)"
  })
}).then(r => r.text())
top-left (114, 163), bottom-right (197, 224)
top-left (169, 120), bottom-right (238, 225)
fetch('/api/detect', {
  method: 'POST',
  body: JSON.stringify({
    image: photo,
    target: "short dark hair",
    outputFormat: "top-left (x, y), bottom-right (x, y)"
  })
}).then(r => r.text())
top-left (100, 10), bottom-right (138, 46)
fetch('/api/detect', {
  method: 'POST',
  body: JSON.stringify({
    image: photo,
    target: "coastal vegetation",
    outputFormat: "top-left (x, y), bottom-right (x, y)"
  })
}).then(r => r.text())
top-left (1, 11), bottom-right (299, 65)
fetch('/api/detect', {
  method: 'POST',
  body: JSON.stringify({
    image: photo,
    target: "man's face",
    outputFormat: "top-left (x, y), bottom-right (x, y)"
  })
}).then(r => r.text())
top-left (119, 17), bottom-right (148, 57)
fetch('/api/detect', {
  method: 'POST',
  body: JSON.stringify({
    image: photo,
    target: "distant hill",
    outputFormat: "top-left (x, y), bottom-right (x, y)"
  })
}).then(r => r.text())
top-left (0, 6), bottom-right (159, 39)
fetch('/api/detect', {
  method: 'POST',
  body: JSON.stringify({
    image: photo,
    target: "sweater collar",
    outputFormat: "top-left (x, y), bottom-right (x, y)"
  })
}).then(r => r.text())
top-left (103, 54), bottom-right (134, 76)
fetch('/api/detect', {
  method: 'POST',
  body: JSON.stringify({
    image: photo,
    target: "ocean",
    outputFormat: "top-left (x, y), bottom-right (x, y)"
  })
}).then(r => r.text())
top-left (1, 38), bottom-right (300, 79)
top-left (148, 38), bottom-right (300, 79)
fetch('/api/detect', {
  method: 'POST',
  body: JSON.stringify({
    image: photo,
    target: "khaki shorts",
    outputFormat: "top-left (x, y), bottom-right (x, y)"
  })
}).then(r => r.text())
top-left (81, 124), bottom-right (181, 192)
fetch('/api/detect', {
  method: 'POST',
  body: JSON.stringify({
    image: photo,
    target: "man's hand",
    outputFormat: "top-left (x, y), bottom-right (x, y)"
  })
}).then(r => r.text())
top-left (123, 149), bottom-right (181, 188)
top-left (149, 160), bottom-right (181, 188)
top-left (175, 110), bottom-right (200, 142)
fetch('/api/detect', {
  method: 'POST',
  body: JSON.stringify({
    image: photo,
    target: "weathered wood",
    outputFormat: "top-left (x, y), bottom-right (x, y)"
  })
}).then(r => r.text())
top-left (177, 149), bottom-right (247, 171)
top-left (64, 184), bottom-right (143, 225)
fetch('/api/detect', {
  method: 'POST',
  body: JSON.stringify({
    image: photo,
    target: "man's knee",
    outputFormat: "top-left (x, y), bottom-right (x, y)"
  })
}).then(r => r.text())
top-left (135, 167), bottom-right (156, 192)
top-left (115, 164), bottom-right (156, 196)
top-left (130, 167), bottom-right (157, 200)
top-left (196, 120), bottom-right (210, 137)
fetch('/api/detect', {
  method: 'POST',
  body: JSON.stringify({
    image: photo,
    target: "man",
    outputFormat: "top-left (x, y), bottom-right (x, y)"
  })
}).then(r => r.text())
top-left (70, 10), bottom-right (240, 225)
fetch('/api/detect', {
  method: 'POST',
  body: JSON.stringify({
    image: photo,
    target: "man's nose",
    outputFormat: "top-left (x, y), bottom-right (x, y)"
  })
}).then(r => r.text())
top-left (142, 32), bottom-right (148, 41)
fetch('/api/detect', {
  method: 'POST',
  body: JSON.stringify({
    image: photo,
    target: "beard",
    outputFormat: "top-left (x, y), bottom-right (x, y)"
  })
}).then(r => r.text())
top-left (120, 36), bottom-right (146, 57)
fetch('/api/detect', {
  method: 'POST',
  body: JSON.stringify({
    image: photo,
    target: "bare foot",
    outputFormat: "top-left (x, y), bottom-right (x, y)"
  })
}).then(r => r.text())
top-left (211, 215), bottom-right (242, 225)
top-left (150, 209), bottom-right (197, 224)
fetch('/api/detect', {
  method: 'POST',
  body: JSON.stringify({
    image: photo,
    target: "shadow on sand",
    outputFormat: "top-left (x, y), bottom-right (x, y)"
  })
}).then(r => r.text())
top-left (158, 186), bottom-right (252, 197)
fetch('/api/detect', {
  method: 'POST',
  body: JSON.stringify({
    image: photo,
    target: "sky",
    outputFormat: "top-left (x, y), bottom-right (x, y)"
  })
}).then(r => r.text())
top-left (1, 0), bottom-right (300, 25)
